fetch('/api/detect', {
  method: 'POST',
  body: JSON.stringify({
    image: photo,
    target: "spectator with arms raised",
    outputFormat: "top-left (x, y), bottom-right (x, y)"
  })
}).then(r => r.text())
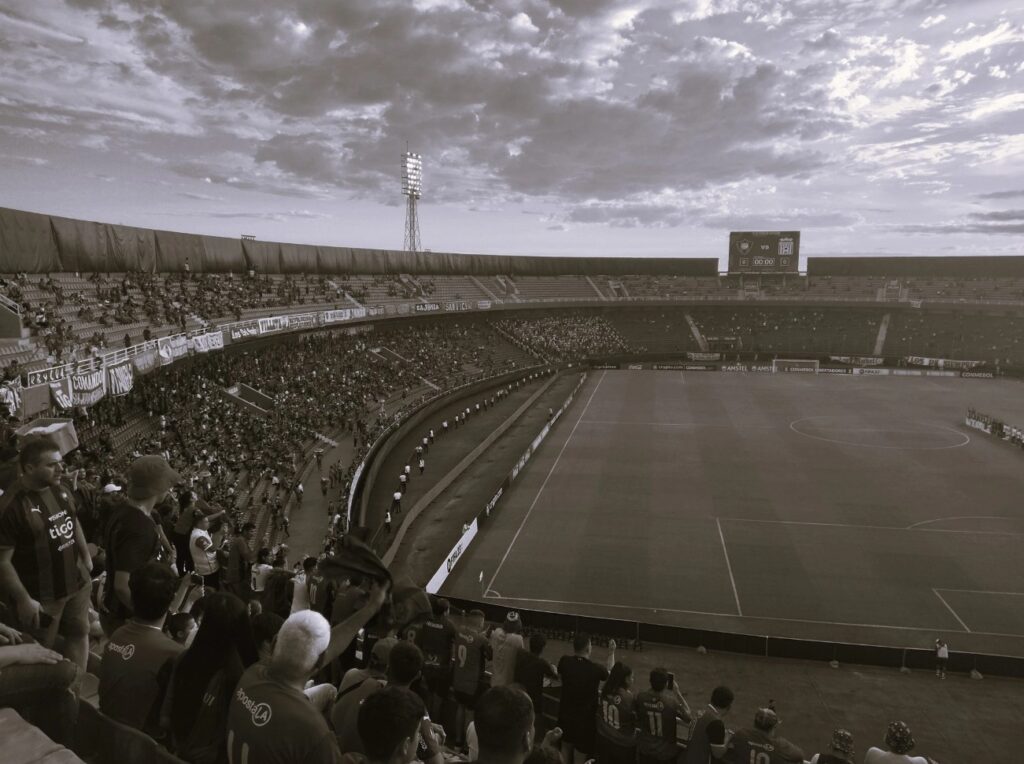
top-left (635, 668), bottom-right (690, 764)
top-left (226, 581), bottom-right (388, 764)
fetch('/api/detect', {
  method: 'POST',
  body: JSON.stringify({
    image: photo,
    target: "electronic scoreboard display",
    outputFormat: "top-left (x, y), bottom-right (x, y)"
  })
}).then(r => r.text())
top-left (728, 231), bottom-right (800, 274)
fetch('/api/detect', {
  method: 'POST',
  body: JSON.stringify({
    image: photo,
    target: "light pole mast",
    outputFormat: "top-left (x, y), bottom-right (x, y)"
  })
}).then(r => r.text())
top-left (401, 151), bottom-right (423, 252)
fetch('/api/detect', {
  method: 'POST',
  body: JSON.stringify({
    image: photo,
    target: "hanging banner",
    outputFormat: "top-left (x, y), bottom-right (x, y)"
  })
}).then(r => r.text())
top-left (258, 315), bottom-right (289, 334)
top-left (286, 312), bottom-right (317, 331)
top-left (413, 302), bottom-right (440, 313)
top-left (26, 363), bottom-right (73, 387)
top-left (324, 309), bottom-right (351, 324)
top-left (687, 352), bottom-right (721, 361)
top-left (158, 335), bottom-right (188, 365)
top-left (71, 369), bottom-right (106, 406)
top-left (477, 300), bottom-right (492, 310)
top-left (132, 348), bottom-right (160, 376)
top-left (830, 355), bottom-right (884, 366)
top-left (230, 320), bottom-right (260, 341)
top-left (49, 378), bottom-right (73, 409)
top-left (0, 377), bottom-right (22, 418)
top-left (905, 356), bottom-right (984, 370)
top-left (106, 361), bottom-right (134, 396)
top-left (191, 333), bottom-right (211, 354)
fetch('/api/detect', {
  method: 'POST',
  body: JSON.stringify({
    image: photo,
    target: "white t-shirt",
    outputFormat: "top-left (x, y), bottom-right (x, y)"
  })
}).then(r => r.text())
top-left (936, 644), bottom-right (949, 659)
top-left (864, 748), bottom-right (929, 764)
top-left (290, 572), bottom-right (309, 613)
top-left (190, 528), bottom-right (218, 575)
top-left (489, 628), bottom-right (524, 687)
top-left (251, 563), bottom-right (274, 592)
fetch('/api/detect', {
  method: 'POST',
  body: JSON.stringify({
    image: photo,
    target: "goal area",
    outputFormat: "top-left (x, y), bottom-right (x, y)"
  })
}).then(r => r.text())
top-left (772, 358), bottom-right (820, 373)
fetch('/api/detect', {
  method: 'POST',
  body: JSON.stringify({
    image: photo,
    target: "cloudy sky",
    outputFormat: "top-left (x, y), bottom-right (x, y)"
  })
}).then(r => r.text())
top-left (1, 0), bottom-right (1022, 264)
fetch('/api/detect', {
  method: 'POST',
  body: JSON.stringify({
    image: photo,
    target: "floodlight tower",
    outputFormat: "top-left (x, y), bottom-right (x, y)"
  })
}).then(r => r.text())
top-left (401, 151), bottom-right (423, 252)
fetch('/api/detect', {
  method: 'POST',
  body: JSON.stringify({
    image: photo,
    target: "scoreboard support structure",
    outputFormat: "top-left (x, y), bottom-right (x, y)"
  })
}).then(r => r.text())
top-left (772, 359), bottom-right (820, 374)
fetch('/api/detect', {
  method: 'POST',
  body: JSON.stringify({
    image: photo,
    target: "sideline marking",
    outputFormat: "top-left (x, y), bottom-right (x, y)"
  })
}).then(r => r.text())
top-left (788, 417), bottom-right (970, 450)
top-left (722, 517), bottom-right (1024, 537)
top-left (484, 371), bottom-right (608, 596)
top-left (935, 588), bottom-right (1024, 596)
top-left (480, 593), bottom-right (1024, 639)
top-left (717, 518), bottom-right (743, 616)
top-left (932, 589), bottom-right (972, 633)
top-left (581, 420), bottom-right (777, 429)
top-left (906, 515), bottom-right (1016, 529)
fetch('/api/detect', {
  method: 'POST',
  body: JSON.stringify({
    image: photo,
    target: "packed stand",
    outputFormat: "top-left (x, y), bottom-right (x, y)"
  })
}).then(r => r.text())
top-left (494, 314), bottom-right (636, 360)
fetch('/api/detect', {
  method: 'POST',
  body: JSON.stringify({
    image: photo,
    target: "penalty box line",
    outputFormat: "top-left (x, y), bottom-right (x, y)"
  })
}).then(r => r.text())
top-left (484, 370), bottom-right (608, 596)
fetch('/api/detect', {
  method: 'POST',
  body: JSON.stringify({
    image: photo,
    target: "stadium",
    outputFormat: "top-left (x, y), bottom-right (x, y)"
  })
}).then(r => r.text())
top-left (1, 3), bottom-right (1023, 764)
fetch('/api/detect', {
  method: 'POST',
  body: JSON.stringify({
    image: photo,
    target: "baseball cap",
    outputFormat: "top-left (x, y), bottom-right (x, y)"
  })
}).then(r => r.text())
top-left (102, 482), bottom-right (121, 494)
top-left (830, 729), bottom-right (854, 755)
top-left (753, 706), bottom-right (779, 731)
top-left (126, 455), bottom-right (182, 500)
top-left (885, 721), bottom-right (915, 754)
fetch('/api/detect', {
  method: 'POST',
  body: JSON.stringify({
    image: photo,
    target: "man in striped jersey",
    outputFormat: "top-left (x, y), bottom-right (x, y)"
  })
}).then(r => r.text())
top-left (0, 436), bottom-right (93, 674)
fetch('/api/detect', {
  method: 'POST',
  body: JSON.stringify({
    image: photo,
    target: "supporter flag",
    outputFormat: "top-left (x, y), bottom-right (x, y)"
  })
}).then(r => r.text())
top-left (317, 535), bottom-right (392, 586)
top-left (388, 579), bottom-right (433, 634)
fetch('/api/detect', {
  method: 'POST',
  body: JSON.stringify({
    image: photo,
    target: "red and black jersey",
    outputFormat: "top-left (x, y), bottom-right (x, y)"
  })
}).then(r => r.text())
top-left (635, 690), bottom-right (684, 759)
top-left (0, 477), bottom-right (86, 601)
top-left (306, 572), bottom-right (336, 620)
top-left (413, 616), bottom-right (457, 675)
top-left (451, 629), bottom-right (490, 696)
top-left (597, 689), bottom-right (638, 746)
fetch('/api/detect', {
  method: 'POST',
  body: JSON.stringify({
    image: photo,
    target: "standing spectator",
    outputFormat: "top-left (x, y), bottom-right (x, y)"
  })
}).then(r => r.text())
top-left (224, 522), bottom-right (256, 600)
top-left (808, 729), bottom-right (855, 764)
top-left (557, 634), bottom-right (615, 764)
top-left (100, 455), bottom-right (180, 636)
top-left (419, 457), bottom-right (426, 475)
top-left (161, 591), bottom-right (259, 762)
top-left (392, 491), bottom-right (403, 514)
top-left (290, 556), bottom-right (318, 614)
top-left (251, 548), bottom-right (275, 601)
top-left (0, 621), bottom-right (79, 746)
top-left (596, 662), bottom-right (638, 764)
top-left (413, 596), bottom-right (458, 719)
top-left (453, 609), bottom-right (492, 749)
top-left (0, 436), bottom-right (93, 673)
top-left (385, 510), bottom-right (392, 534)
top-left (189, 509), bottom-right (223, 589)
top-left (635, 668), bottom-right (691, 764)
top-left (227, 586), bottom-right (387, 764)
top-left (281, 514), bottom-right (290, 538)
top-left (99, 562), bottom-right (183, 737)
top-left (514, 632), bottom-right (559, 737)
top-left (334, 640), bottom-right (421, 754)
top-left (684, 686), bottom-right (733, 764)
top-left (934, 639), bottom-right (948, 679)
top-left (490, 611), bottom-right (525, 688)
top-left (171, 492), bottom-right (197, 576)
top-left (864, 722), bottom-right (929, 764)
top-left (724, 704), bottom-right (804, 763)
top-left (399, 472), bottom-right (408, 494)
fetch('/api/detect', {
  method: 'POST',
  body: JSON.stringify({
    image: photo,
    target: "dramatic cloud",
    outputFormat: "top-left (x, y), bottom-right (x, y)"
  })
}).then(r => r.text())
top-left (0, 0), bottom-right (1021, 258)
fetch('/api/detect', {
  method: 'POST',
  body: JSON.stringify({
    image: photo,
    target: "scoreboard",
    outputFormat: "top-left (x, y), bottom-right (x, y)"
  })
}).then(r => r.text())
top-left (728, 231), bottom-right (800, 274)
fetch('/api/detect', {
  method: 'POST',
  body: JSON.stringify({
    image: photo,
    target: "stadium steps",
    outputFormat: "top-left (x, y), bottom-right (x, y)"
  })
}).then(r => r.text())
top-left (469, 275), bottom-right (500, 303)
top-left (585, 275), bottom-right (609, 300)
top-left (684, 314), bottom-right (709, 352)
top-left (874, 313), bottom-right (891, 356)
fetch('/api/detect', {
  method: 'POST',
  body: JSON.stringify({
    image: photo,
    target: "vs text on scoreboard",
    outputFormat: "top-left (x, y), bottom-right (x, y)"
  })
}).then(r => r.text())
top-left (728, 231), bottom-right (801, 274)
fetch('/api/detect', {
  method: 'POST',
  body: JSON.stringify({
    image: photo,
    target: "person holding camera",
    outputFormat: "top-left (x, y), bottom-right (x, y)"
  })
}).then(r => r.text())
top-left (635, 668), bottom-right (691, 764)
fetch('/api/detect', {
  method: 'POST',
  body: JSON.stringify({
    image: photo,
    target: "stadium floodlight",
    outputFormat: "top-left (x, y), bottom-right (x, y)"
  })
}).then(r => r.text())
top-left (402, 151), bottom-right (423, 252)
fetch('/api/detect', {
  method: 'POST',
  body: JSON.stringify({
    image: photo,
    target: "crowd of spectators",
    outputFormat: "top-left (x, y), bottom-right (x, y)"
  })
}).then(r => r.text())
top-left (495, 315), bottom-right (634, 360)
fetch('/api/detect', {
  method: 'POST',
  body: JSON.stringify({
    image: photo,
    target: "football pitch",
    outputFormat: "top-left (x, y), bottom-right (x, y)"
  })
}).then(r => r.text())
top-left (441, 369), bottom-right (1024, 656)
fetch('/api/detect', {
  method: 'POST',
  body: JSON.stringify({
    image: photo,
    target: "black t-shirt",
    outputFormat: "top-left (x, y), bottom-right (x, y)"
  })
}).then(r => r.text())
top-left (557, 655), bottom-right (608, 723)
top-left (513, 648), bottom-right (557, 712)
top-left (103, 500), bottom-right (161, 620)
top-left (99, 620), bottom-right (183, 734)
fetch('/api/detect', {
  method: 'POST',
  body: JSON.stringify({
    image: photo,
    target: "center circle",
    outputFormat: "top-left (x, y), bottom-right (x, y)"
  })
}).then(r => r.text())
top-left (789, 416), bottom-right (970, 450)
